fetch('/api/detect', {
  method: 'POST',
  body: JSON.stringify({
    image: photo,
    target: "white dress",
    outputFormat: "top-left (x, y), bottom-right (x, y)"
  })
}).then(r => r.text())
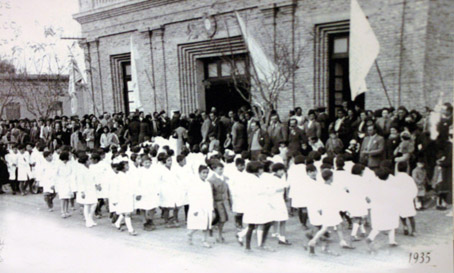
top-left (158, 164), bottom-right (185, 208)
top-left (113, 171), bottom-right (137, 214)
top-left (17, 152), bottom-right (31, 181)
top-left (225, 169), bottom-right (248, 214)
top-left (94, 161), bottom-right (110, 199)
top-left (266, 175), bottom-right (289, 222)
top-left (346, 175), bottom-right (369, 218)
top-left (288, 164), bottom-right (310, 208)
top-left (76, 165), bottom-right (98, 205)
top-left (106, 168), bottom-right (119, 213)
top-left (5, 152), bottom-right (18, 180)
top-left (175, 164), bottom-right (193, 206)
top-left (55, 161), bottom-right (74, 199)
top-left (368, 176), bottom-right (400, 231)
top-left (318, 183), bottom-right (343, 227)
top-left (242, 173), bottom-right (274, 225)
top-left (306, 178), bottom-right (323, 226)
top-left (39, 160), bottom-right (56, 194)
top-left (394, 173), bottom-right (417, 218)
top-left (187, 178), bottom-right (214, 230)
top-left (135, 165), bottom-right (161, 210)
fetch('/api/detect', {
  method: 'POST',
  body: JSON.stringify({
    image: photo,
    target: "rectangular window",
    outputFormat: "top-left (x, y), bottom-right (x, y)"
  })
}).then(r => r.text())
top-left (334, 37), bottom-right (348, 54)
top-left (50, 101), bottom-right (63, 116)
top-left (221, 61), bottom-right (231, 77)
top-left (208, 63), bottom-right (218, 78)
top-left (5, 102), bottom-right (20, 120)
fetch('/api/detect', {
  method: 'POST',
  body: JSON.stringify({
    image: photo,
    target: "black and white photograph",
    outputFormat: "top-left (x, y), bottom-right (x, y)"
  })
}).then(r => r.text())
top-left (0, 0), bottom-right (452, 272)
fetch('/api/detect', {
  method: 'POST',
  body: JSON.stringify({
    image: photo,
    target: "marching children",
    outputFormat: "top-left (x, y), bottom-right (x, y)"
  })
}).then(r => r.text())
top-left (112, 158), bottom-right (140, 236)
top-left (288, 155), bottom-right (309, 229)
top-left (208, 161), bottom-right (231, 243)
top-left (366, 168), bottom-right (400, 252)
top-left (136, 155), bottom-right (160, 231)
top-left (348, 164), bottom-right (369, 241)
top-left (158, 152), bottom-right (183, 228)
top-left (394, 161), bottom-right (418, 236)
top-left (307, 169), bottom-right (352, 256)
top-left (55, 151), bottom-right (74, 218)
top-left (40, 151), bottom-right (57, 211)
top-left (175, 154), bottom-right (191, 221)
top-left (5, 145), bottom-right (18, 195)
top-left (268, 163), bottom-right (291, 245)
top-left (76, 154), bottom-right (98, 228)
top-left (187, 165), bottom-right (214, 248)
top-left (241, 161), bottom-right (275, 252)
top-left (227, 158), bottom-right (247, 230)
top-left (17, 144), bottom-right (31, 195)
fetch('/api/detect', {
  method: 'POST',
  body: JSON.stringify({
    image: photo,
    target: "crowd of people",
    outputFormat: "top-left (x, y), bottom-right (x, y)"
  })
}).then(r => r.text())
top-left (0, 101), bottom-right (452, 255)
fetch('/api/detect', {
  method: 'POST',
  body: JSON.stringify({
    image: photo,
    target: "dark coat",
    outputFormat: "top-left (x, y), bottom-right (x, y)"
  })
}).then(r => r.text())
top-left (128, 119), bottom-right (141, 145)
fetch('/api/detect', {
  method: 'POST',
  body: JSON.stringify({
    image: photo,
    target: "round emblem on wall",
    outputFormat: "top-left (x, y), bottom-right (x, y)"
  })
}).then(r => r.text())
top-left (202, 13), bottom-right (216, 38)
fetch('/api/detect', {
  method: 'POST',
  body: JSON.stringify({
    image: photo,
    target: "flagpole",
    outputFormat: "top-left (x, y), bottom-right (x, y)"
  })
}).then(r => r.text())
top-left (374, 60), bottom-right (392, 107)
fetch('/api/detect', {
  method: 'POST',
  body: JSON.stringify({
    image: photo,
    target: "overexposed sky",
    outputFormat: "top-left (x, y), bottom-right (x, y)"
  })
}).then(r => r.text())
top-left (0, 0), bottom-right (84, 75)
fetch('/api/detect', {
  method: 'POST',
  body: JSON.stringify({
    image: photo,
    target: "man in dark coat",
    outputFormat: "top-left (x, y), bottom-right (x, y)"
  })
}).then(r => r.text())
top-left (267, 114), bottom-right (287, 155)
top-left (330, 108), bottom-right (352, 148)
top-left (287, 118), bottom-right (307, 156)
top-left (128, 115), bottom-right (141, 146)
top-left (187, 113), bottom-right (202, 150)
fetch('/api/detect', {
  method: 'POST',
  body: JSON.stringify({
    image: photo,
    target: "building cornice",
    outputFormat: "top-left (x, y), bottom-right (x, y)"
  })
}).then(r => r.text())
top-left (73, 0), bottom-right (184, 24)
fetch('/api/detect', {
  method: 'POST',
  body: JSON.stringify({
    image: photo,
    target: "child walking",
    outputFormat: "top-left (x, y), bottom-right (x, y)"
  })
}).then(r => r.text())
top-left (307, 169), bottom-right (352, 256)
top-left (208, 161), bottom-right (231, 243)
top-left (112, 158), bottom-right (140, 236)
top-left (41, 151), bottom-right (56, 211)
top-left (187, 165), bottom-right (214, 248)
top-left (76, 154), bottom-right (99, 228)
top-left (55, 152), bottom-right (74, 218)
top-left (395, 161), bottom-right (418, 236)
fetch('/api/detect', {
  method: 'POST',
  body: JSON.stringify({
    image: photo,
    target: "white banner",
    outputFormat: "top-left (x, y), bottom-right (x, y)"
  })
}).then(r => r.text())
top-left (235, 12), bottom-right (276, 85)
top-left (349, 0), bottom-right (380, 100)
top-left (130, 34), bottom-right (143, 112)
top-left (68, 58), bottom-right (83, 115)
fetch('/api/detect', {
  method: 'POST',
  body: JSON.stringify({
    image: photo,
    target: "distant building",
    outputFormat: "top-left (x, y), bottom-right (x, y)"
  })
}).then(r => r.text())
top-left (74, 0), bottom-right (454, 118)
top-left (0, 74), bottom-right (71, 120)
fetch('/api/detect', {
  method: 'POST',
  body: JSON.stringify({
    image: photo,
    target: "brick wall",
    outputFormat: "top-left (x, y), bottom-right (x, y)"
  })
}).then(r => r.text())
top-left (75, 0), bottom-right (454, 118)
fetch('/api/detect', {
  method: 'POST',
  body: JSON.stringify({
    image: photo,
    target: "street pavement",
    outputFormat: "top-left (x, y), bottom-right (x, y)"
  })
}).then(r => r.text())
top-left (0, 192), bottom-right (452, 273)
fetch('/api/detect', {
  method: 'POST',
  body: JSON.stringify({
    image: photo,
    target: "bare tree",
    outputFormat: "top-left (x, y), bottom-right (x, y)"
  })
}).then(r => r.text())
top-left (0, 73), bottom-right (16, 118)
top-left (7, 27), bottom-right (70, 119)
top-left (211, 13), bottom-right (312, 124)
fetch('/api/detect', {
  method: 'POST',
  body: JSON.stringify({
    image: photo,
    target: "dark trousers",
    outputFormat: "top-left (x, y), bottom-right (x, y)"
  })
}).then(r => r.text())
top-left (235, 213), bottom-right (243, 228)
top-left (44, 192), bottom-right (56, 209)
top-left (184, 204), bottom-right (189, 221)
top-left (9, 179), bottom-right (18, 193)
top-left (298, 208), bottom-right (308, 227)
top-left (245, 222), bottom-right (273, 249)
top-left (95, 198), bottom-right (108, 215)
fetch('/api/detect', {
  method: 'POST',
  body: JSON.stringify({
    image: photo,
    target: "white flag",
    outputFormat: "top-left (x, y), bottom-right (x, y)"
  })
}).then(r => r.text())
top-left (130, 35), bottom-right (143, 111)
top-left (235, 12), bottom-right (276, 85)
top-left (349, 0), bottom-right (380, 100)
top-left (68, 58), bottom-right (84, 115)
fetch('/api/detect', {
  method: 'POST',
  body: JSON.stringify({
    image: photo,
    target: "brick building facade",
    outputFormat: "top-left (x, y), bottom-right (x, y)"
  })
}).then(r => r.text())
top-left (73, 0), bottom-right (454, 118)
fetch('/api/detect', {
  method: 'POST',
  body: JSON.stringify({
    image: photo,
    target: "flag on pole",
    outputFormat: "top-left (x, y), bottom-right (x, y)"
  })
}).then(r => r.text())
top-left (349, 0), bottom-right (380, 100)
top-left (129, 35), bottom-right (143, 112)
top-left (68, 57), bottom-right (84, 115)
top-left (235, 11), bottom-right (276, 85)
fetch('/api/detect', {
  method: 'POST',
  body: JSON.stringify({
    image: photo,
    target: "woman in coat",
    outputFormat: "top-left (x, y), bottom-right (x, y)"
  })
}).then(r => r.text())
top-left (187, 165), bottom-right (214, 248)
